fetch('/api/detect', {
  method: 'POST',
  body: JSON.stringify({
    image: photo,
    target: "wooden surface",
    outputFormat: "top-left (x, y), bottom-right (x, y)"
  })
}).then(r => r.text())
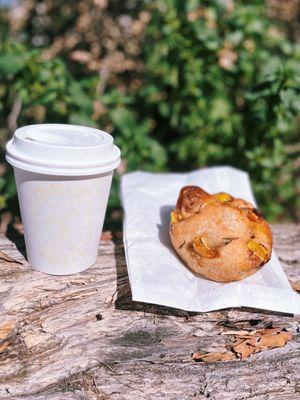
top-left (0, 224), bottom-right (299, 400)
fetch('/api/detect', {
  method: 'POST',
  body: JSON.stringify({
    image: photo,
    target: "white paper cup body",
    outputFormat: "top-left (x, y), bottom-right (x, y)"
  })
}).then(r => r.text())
top-left (14, 168), bottom-right (112, 275)
top-left (6, 124), bottom-right (121, 275)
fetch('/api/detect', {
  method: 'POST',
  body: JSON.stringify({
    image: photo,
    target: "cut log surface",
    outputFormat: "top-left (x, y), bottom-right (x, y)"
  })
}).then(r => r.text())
top-left (0, 224), bottom-right (299, 400)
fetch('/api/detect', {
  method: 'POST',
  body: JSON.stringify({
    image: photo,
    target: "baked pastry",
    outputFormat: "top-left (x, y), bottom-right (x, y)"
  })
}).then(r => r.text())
top-left (169, 186), bottom-right (272, 282)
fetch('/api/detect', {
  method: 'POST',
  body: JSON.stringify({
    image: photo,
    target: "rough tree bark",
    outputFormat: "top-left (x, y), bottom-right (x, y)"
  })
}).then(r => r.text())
top-left (0, 224), bottom-right (299, 400)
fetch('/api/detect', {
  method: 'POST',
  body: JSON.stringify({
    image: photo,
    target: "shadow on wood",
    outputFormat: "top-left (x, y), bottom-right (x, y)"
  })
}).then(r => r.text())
top-left (5, 222), bottom-right (27, 259)
top-left (113, 234), bottom-right (196, 318)
top-left (113, 233), bottom-right (294, 319)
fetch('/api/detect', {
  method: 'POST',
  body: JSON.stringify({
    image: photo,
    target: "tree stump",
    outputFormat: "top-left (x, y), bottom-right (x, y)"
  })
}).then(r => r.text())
top-left (0, 224), bottom-right (299, 400)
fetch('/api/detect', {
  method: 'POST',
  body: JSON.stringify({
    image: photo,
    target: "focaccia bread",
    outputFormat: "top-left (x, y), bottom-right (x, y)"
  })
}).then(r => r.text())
top-left (169, 186), bottom-right (272, 282)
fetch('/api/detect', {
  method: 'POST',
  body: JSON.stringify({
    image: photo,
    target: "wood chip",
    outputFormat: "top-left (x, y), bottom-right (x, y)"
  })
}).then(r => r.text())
top-left (0, 250), bottom-right (22, 265)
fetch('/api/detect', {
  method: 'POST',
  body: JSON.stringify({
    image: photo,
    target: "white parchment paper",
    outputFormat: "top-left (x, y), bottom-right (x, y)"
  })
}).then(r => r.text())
top-left (121, 166), bottom-right (300, 314)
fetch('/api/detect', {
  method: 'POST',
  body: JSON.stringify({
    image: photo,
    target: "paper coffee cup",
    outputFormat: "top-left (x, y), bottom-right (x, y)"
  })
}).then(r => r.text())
top-left (6, 124), bottom-right (121, 275)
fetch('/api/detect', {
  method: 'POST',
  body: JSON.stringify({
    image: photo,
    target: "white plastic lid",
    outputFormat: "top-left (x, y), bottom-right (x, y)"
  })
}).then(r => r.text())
top-left (6, 124), bottom-right (121, 176)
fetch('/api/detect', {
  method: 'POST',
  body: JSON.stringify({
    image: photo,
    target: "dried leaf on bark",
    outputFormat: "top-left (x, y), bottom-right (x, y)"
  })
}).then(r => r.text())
top-left (232, 340), bottom-right (253, 359)
top-left (232, 328), bottom-right (292, 358)
top-left (192, 351), bottom-right (235, 362)
top-left (221, 329), bottom-right (251, 336)
top-left (192, 327), bottom-right (292, 363)
top-left (290, 281), bottom-right (300, 292)
top-left (254, 330), bottom-right (292, 349)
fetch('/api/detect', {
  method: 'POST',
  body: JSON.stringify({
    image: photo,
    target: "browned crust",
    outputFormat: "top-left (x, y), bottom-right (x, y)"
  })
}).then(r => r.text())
top-left (169, 186), bottom-right (273, 282)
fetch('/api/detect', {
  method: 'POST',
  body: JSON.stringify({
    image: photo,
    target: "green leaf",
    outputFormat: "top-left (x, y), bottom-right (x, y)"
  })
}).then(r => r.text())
top-left (0, 54), bottom-right (25, 77)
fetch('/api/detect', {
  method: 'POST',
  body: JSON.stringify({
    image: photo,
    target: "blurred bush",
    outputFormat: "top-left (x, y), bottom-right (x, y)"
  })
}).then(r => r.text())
top-left (0, 39), bottom-right (95, 212)
top-left (0, 0), bottom-right (299, 224)
top-left (135, 0), bottom-right (300, 220)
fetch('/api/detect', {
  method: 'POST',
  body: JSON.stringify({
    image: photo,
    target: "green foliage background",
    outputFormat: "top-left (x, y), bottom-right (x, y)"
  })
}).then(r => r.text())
top-left (0, 0), bottom-right (299, 224)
